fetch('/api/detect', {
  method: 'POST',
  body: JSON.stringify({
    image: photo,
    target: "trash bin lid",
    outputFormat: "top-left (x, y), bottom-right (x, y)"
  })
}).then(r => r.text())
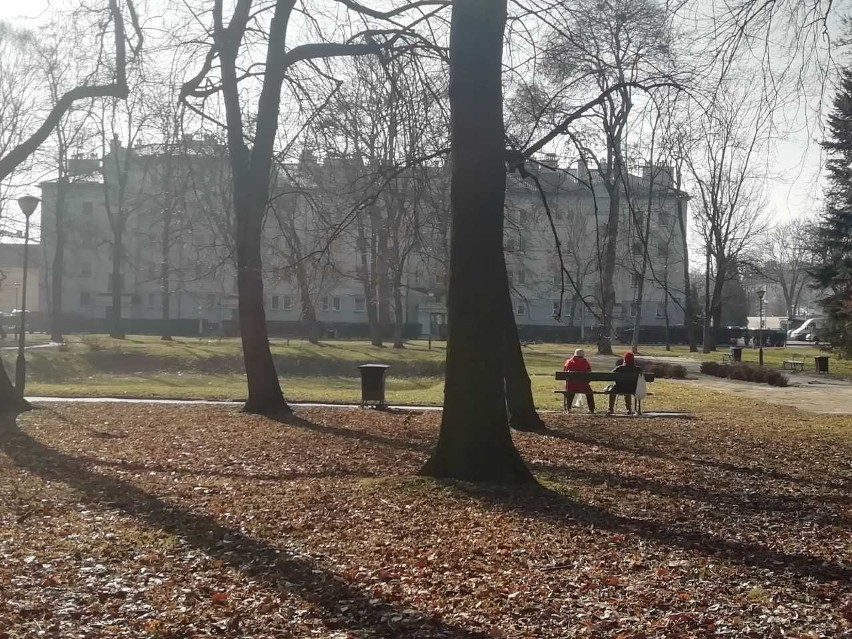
top-left (358, 364), bottom-right (390, 369)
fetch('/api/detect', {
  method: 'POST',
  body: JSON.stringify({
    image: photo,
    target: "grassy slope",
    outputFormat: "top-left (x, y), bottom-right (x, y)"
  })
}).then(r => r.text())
top-left (4, 334), bottom-right (850, 404)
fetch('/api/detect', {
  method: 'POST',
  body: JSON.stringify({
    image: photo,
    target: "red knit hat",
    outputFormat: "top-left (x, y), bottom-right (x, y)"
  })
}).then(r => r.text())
top-left (623, 351), bottom-right (635, 364)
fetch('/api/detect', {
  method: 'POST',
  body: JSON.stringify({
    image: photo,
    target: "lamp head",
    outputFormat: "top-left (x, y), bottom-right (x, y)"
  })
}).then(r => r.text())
top-left (756, 289), bottom-right (765, 301)
top-left (17, 195), bottom-right (40, 218)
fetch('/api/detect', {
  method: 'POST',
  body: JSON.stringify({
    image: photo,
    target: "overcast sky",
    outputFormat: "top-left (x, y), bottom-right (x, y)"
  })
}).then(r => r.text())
top-left (0, 0), bottom-right (837, 223)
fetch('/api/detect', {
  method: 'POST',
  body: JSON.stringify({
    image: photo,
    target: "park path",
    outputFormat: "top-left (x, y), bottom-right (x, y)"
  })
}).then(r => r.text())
top-left (638, 354), bottom-right (852, 416)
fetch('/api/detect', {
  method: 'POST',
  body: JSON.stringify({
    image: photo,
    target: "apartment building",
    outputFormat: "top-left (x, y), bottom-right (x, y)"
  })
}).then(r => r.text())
top-left (38, 140), bottom-right (688, 338)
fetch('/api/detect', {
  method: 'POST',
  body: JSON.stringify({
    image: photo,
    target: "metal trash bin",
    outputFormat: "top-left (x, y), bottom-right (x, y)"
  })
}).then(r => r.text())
top-left (730, 347), bottom-right (743, 362)
top-left (358, 364), bottom-right (390, 408)
top-left (814, 356), bottom-right (829, 374)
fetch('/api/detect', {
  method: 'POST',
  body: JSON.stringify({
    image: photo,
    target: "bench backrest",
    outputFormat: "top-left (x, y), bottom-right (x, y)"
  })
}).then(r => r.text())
top-left (555, 371), bottom-right (655, 384)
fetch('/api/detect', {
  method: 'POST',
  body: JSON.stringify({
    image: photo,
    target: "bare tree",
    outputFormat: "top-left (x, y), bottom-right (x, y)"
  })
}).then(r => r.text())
top-left (685, 91), bottom-right (769, 352)
top-left (759, 219), bottom-right (815, 319)
top-left (0, 0), bottom-right (140, 414)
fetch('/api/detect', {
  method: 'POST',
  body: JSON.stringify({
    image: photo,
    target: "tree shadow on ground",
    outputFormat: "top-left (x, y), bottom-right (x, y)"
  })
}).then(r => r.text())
top-left (530, 461), bottom-right (852, 528)
top-left (446, 479), bottom-right (852, 584)
top-left (0, 413), bottom-right (488, 639)
top-left (543, 425), bottom-right (850, 490)
top-left (272, 413), bottom-right (432, 454)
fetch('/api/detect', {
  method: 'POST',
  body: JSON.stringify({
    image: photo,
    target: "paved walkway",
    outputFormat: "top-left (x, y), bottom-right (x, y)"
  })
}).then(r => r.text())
top-left (641, 355), bottom-right (852, 416)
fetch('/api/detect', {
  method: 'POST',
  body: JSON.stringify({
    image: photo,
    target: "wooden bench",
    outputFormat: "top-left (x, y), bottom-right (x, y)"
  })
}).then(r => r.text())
top-left (783, 355), bottom-right (806, 372)
top-left (554, 371), bottom-right (656, 415)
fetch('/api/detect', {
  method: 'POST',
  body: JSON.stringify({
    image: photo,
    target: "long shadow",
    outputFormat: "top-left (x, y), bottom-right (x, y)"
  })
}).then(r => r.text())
top-left (272, 413), bottom-right (432, 454)
top-left (448, 480), bottom-right (852, 584)
top-left (71, 455), bottom-right (374, 483)
top-left (0, 413), bottom-right (488, 639)
top-left (531, 461), bottom-right (852, 528)
top-left (543, 426), bottom-right (851, 490)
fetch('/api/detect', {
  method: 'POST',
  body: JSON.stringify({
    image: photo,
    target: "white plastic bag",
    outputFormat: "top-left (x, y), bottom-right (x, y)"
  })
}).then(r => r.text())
top-left (635, 375), bottom-right (648, 400)
top-left (572, 394), bottom-right (585, 409)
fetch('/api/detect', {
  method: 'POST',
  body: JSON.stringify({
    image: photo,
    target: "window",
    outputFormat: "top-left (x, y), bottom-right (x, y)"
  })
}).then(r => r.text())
top-left (82, 201), bottom-right (94, 216)
top-left (80, 262), bottom-right (92, 277)
top-left (656, 243), bottom-right (670, 258)
top-left (80, 292), bottom-right (91, 306)
top-left (630, 302), bottom-right (639, 317)
top-left (517, 236), bottom-right (526, 253)
top-left (552, 300), bottom-right (561, 317)
top-left (631, 272), bottom-right (643, 287)
top-left (332, 296), bottom-right (341, 312)
top-left (207, 294), bottom-right (217, 308)
top-left (632, 241), bottom-right (644, 256)
top-left (320, 296), bottom-right (329, 311)
top-left (552, 273), bottom-right (561, 287)
top-left (517, 270), bottom-right (526, 285)
top-left (519, 211), bottom-right (528, 225)
top-left (354, 296), bottom-right (366, 312)
top-left (516, 301), bottom-right (526, 316)
top-left (656, 302), bottom-right (666, 318)
top-left (271, 295), bottom-right (280, 310)
top-left (282, 295), bottom-right (293, 309)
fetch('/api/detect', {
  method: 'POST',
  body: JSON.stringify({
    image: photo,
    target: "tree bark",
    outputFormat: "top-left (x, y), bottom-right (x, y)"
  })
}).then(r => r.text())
top-left (50, 176), bottom-right (68, 343)
top-left (109, 224), bottom-right (126, 339)
top-left (392, 278), bottom-right (405, 348)
top-left (0, 362), bottom-right (30, 414)
top-left (503, 262), bottom-right (547, 432)
top-left (160, 201), bottom-right (173, 341)
top-left (236, 191), bottom-right (289, 414)
top-left (420, 0), bottom-right (534, 484)
top-left (598, 181), bottom-right (620, 356)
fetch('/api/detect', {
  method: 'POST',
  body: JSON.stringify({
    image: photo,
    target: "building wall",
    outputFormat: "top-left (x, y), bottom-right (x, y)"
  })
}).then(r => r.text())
top-left (38, 147), bottom-right (688, 336)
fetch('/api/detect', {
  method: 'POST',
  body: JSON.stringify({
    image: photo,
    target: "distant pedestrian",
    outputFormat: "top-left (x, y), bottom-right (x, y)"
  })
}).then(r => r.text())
top-left (563, 348), bottom-right (595, 414)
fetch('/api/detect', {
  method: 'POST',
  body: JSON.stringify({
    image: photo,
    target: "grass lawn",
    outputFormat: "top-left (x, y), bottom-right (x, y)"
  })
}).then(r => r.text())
top-left (4, 334), bottom-right (851, 403)
top-left (1, 398), bottom-right (850, 637)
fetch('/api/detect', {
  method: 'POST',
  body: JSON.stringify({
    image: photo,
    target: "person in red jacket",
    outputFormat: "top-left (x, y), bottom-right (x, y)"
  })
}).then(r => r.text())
top-left (563, 348), bottom-right (595, 413)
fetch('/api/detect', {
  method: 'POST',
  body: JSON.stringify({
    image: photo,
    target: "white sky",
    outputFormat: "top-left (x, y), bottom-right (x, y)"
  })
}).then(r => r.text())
top-left (0, 0), bottom-right (835, 223)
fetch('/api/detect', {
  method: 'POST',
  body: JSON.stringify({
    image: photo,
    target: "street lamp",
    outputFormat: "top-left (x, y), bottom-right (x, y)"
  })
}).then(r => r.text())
top-left (756, 289), bottom-right (765, 367)
top-left (16, 195), bottom-right (40, 393)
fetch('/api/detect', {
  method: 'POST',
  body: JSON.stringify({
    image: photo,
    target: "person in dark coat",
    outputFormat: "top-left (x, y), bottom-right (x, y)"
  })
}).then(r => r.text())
top-left (563, 348), bottom-right (595, 413)
top-left (608, 351), bottom-right (642, 415)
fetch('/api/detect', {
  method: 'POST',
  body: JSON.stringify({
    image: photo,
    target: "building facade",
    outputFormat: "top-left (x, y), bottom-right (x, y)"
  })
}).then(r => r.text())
top-left (38, 140), bottom-right (688, 339)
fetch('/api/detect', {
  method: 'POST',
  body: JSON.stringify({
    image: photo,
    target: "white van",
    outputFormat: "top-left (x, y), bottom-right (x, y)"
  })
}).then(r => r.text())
top-left (788, 318), bottom-right (819, 341)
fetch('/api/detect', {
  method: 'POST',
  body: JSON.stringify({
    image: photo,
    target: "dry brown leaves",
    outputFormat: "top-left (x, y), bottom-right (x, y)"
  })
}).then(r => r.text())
top-left (0, 403), bottom-right (850, 638)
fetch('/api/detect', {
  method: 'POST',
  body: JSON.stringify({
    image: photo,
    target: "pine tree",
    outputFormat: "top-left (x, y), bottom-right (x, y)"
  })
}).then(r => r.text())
top-left (814, 69), bottom-right (852, 358)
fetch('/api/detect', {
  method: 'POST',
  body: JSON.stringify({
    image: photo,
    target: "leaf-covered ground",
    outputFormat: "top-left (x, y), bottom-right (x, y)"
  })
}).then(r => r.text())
top-left (1, 403), bottom-right (850, 638)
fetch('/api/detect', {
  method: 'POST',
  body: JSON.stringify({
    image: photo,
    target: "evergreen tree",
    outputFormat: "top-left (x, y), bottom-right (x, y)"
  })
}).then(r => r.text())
top-left (814, 69), bottom-right (852, 358)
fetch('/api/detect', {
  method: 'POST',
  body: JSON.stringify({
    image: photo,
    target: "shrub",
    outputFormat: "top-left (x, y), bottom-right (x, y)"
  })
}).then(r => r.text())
top-left (700, 360), bottom-right (789, 387)
top-left (79, 335), bottom-right (108, 352)
top-left (635, 359), bottom-right (688, 379)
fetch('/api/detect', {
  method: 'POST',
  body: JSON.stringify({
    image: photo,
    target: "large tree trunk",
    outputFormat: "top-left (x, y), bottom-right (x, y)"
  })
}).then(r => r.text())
top-left (420, 0), bottom-right (534, 484)
top-left (598, 185), bottom-right (620, 355)
top-left (503, 262), bottom-right (547, 432)
top-left (0, 365), bottom-right (30, 414)
top-left (50, 177), bottom-right (68, 343)
top-left (109, 225), bottom-right (125, 339)
top-left (392, 278), bottom-right (405, 348)
top-left (236, 194), bottom-right (289, 415)
top-left (160, 203), bottom-right (173, 341)
top-left (675, 175), bottom-right (697, 352)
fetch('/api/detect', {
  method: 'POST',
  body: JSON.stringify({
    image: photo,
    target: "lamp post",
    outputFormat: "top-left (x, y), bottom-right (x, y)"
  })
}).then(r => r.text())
top-left (756, 289), bottom-right (765, 367)
top-left (16, 195), bottom-right (40, 393)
